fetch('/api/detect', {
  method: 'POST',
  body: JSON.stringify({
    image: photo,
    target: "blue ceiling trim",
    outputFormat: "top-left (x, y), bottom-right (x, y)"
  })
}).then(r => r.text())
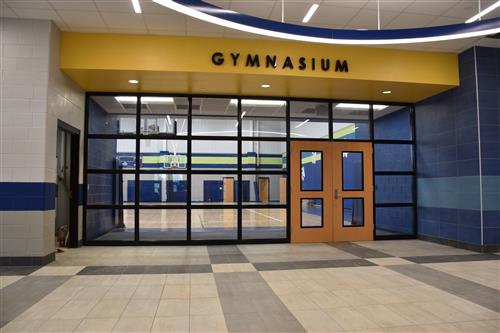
top-left (163, 0), bottom-right (500, 43)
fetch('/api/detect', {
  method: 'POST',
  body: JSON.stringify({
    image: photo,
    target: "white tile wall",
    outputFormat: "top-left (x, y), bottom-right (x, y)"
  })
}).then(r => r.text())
top-left (0, 18), bottom-right (85, 258)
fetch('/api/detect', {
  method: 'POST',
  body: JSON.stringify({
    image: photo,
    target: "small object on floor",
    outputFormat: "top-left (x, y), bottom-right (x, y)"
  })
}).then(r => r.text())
top-left (56, 248), bottom-right (65, 253)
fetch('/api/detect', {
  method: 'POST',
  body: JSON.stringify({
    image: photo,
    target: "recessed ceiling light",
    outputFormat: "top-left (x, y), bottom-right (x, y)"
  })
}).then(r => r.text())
top-left (302, 4), bottom-right (319, 23)
top-left (115, 96), bottom-right (174, 103)
top-left (261, 84), bottom-right (271, 88)
top-left (336, 103), bottom-right (388, 111)
top-left (230, 99), bottom-right (286, 107)
top-left (128, 79), bottom-right (139, 84)
top-left (382, 90), bottom-right (392, 94)
top-left (466, 0), bottom-right (500, 23)
top-left (131, 0), bottom-right (142, 14)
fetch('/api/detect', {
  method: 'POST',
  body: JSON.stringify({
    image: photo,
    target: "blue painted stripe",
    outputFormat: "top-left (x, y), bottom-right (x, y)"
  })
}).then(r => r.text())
top-left (0, 183), bottom-right (56, 211)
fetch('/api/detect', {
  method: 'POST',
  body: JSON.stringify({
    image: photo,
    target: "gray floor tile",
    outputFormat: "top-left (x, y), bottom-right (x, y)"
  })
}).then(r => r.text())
top-left (253, 259), bottom-right (375, 271)
top-left (0, 266), bottom-right (41, 276)
top-left (77, 266), bottom-right (127, 275)
top-left (328, 242), bottom-right (393, 258)
top-left (209, 254), bottom-right (249, 264)
top-left (403, 253), bottom-right (499, 264)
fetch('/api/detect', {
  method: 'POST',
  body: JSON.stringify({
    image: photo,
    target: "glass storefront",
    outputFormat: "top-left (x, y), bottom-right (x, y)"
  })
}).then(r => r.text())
top-left (85, 95), bottom-right (416, 243)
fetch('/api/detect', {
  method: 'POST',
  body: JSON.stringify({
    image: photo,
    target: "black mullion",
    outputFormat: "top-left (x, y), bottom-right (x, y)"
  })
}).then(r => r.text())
top-left (237, 98), bottom-right (243, 241)
top-left (187, 97), bottom-right (192, 241)
top-left (411, 105), bottom-right (418, 237)
top-left (286, 99), bottom-right (291, 242)
top-left (369, 103), bottom-right (376, 240)
top-left (82, 92), bottom-right (90, 243)
top-left (134, 96), bottom-right (141, 242)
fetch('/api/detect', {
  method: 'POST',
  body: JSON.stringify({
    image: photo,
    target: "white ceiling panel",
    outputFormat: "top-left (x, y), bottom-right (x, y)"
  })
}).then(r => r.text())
top-left (108, 27), bottom-right (148, 34)
top-left (140, 0), bottom-right (182, 14)
top-left (57, 10), bottom-right (107, 28)
top-left (320, 0), bottom-right (370, 9)
top-left (100, 11), bottom-right (146, 29)
top-left (0, 4), bottom-right (17, 17)
top-left (94, 0), bottom-right (136, 13)
top-left (364, 0), bottom-right (415, 12)
top-left (186, 17), bottom-right (225, 33)
top-left (49, 0), bottom-right (97, 12)
top-left (230, 0), bottom-right (276, 18)
top-left (404, 0), bottom-right (458, 16)
top-left (144, 13), bottom-right (185, 31)
top-left (268, 1), bottom-right (312, 22)
top-left (445, 0), bottom-right (497, 19)
top-left (4, 0), bottom-right (52, 9)
top-left (385, 12), bottom-right (438, 29)
top-left (312, 4), bottom-right (362, 27)
top-left (149, 29), bottom-right (186, 36)
top-left (345, 8), bottom-right (400, 30)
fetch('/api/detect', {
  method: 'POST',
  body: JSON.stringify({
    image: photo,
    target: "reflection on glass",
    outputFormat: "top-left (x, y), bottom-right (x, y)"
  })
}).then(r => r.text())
top-left (141, 97), bottom-right (188, 136)
top-left (241, 99), bottom-right (286, 137)
top-left (375, 176), bottom-right (413, 204)
top-left (139, 209), bottom-right (187, 241)
top-left (242, 208), bottom-right (286, 239)
top-left (88, 139), bottom-right (136, 170)
top-left (242, 141), bottom-right (287, 171)
top-left (290, 101), bottom-right (329, 139)
top-left (374, 105), bottom-right (412, 141)
top-left (301, 199), bottom-right (323, 227)
top-left (87, 173), bottom-right (134, 206)
top-left (191, 174), bottom-right (237, 204)
top-left (301, 151), bottom-right (322, 191)
top-left (242, 175), bottom-right (286, 204)
top-left (138, 174), bottom-right (187, 204)
top-left (86, 209), bottom-right (135, 241)
top-left (374, 144), bottom-right (413, 172)
top-left (192, 140), bottom-right (237, 170)
top-left (192, 98), bottom-right (237, 136)
top-left (332, 103), bottom-right (373, 140)
top-left (139, 140), bottom-right (187, 170)
top-left (88, 96), bottom-right (136, 135)
top-left (376, 207), bottom-right (414, 236)
top-left (343, 198), bottom-right (364, 227)
top-left (191, 209), bottom-right (237, 240)
top-left (342, 152), bottom-right (363, 190)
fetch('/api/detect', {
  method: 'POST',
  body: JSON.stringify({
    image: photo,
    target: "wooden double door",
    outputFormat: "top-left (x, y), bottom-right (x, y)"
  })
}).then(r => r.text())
top-left (291, 141), bottom-right (373, 243)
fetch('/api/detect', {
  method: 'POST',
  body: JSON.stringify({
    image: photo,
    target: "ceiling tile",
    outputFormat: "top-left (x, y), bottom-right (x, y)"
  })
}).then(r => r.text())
top-left (100, 11), bottom-right (146, 29)
top-left (186, 17), bottom-right (224, 33)
top-left (144, 13), bottom-right (185, 31)
top-left (444, 0), bottom-right (497, 19)
top-left (320, 0), bottom-right (370, 9)
top-left (269, 1), bottom-right (319, 22)
top-left (230, 0), bottom-right (275, 18)
top-left (363, 0), bottom-right (415, 12)
top-left (384, 12), bottom-right (437, 29)
top-left (49, 0), bottom-right (97, 12)
top-left (404, 0), bottom-right (458, 16)
top-left (4, 0), bottom-right (51, 9)
top-left (108, 27), bottom-right (148, 34)
top-left (141, 0), bottom-right (184, 14)
top-left (1, 3), bottom-right (18, 17)
top-left (345, 9), bottom-right (400, 30)
top-left (429, 16), bottom-right (463, 26)
top-left (94, 0), bottom-right (135, 13)
top-left (312, 3), bottom-right (361, 27)
top-left (149, 29), bottom-right (186, 36)
top-left (57, 10), bottom-right (107, 28)
top-left (67, 26), bottom-right (110, 32)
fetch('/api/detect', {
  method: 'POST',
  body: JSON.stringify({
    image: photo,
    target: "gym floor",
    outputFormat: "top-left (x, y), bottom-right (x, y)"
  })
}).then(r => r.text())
top-left (1, 240), bottom-right (499, 332)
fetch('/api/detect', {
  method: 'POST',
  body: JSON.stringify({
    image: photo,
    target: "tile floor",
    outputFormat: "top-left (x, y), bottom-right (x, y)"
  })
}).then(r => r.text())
top-left (0, 240), bottom-right (499, 332)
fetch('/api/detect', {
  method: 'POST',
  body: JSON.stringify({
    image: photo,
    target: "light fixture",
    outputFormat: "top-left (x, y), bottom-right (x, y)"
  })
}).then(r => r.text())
top-left (295, 119), bottom-right (310, 128)
top-left (382, 90), bottom-right (392, 94)
top-left (128, 79), bottom-right (139, 84)
top-left (336, 103), bottom-right (388, 110)
top-left (302, 4), bottom-right (319, 23)
top-left (115, 96), bottom-right (137, 103)
top-left (466, 0), bottom-right (500, 23)
top-left (152, 0), bottom-right (500, 45)
top-left (131, 0), bottom-right (142, 14)
top-left (230, 99), bottom-right (286, 107)
top-left (234, 121), bottom-right (239, 127)
top-left (240, 111), bottom-right (246, 119)
top-left (261, 84), bottom-right (271, 88)
top-left (115, 96), bottom-right (174, 103)
top-left (166, 115), bottom-right (172, 125)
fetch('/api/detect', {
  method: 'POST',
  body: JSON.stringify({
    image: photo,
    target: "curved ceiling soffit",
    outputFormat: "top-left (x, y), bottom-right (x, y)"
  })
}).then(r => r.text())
top-left (152, 0), bottom-right (500, 45)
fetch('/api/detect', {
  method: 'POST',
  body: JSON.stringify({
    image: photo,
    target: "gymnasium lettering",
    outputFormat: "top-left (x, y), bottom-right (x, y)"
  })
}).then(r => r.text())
top-left (211, 52), bottom-right (349, 72)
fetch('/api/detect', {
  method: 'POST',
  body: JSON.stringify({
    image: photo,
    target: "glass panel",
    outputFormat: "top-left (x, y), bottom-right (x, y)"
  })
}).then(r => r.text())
top-left (88, 95), bottom-right (136, 135)
top-left (342, 151), bottom-right (363, 190)
top-left (241, 99), bottom-right (286, 137)
top-left (241, 174), bottom-right (287, 205)
top-left (242, 208), bottom-right (286, 239)
top-left (192, 140), bottom-right (237, 170)
top-left (374, 144), bottom-right (414, 172)
top-left (139, 209), bottom-right (187, 241)
top-left (192, 98), bottom-right (237, 137)
top-left (301, 151), bottom-right (322, 191)
top-left (376, 207), bottom-right (414, 236)
top-left (374, 105), bottom-right (412, 141)
top-left (343, 198), bottom-right (364, 227)
top-left (88, 139), bottom-right (135, 170)
top-left (242, 141), bottom-right (287, 171)
top-left (140, 139), bottom-right (187, 170)
top-left (191, 174), bottom-right (237, 205)
top-left (141, 97), bottom-right (188, 136)
top-left (87, 173), bottom-right (134, 205)
top-left (301, 198), bottom-right (323, 227)
top-left (86, 209), bottom-right (135, 241)
top-left (332, 102), bottom-right (371, 140)
top-left (138, 174), bottom-right (187, 205)
top-left (191, 209), bottom-right (237, 240)
top-left (375, 176), bottom-right (413, 204)
top-left (290, 101), bottom-right (329, 139)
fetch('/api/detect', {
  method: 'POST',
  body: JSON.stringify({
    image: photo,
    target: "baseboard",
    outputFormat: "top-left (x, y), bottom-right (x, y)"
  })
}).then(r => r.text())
top-left (0, 252), bottom-right (55, 266)
top-left (418, 235), bottom-right (500, 253)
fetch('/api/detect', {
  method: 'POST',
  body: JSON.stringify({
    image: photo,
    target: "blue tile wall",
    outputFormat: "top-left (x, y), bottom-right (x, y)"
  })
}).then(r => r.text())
top-left (0, 183), bottom-right (56, 211)
top-left (416, 47), bottom-right (500, 247)
top-left (374, 106), bottom-right (413, 140)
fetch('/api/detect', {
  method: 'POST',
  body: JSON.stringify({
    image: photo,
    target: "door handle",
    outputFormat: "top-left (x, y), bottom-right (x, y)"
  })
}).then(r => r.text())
top-left (334, 189), bottom-right (340, 199)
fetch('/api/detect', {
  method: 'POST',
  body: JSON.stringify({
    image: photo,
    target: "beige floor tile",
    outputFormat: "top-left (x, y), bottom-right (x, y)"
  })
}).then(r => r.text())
top-left (445, 297), bottom-right (499, 320)
top-left (291, 309), bottom-right (344, 332)
top-left (86, 299), bottom-right (129, 319)
top-left (385, 303), bottom-right (442, 325)
top-left (0, 275), bottom-right (23, 289)
top-left (36, 318), bottom-right (82, 332)
top-left (189, 314), bottom-right (227, 333)
top-left (211, 263), bottom-right (256, 273)
top-left (359, 288), bottom-right (408, 304)
top-left (332, 289), bottom-right (379, 306)
top-left (156, 299), bottom-right (190, 317)
top-left (189, 283), bottom-right (218, 298)
top-left (267, 280), bottom-right (298, 295)
top-left (166, 274), bottom-right (190, 285)
top-left (189, 273), bottom-right (215, 285)
top-left (421, 323), bottom-right (461, 332)
top-left (102, 285), bottom-right (137, 300)
top-left (356, 304), bottom-right (414, 328)
top-left (140, 274), bottom-right (166, 285)
top-left (413, 301), bottom-right (475, 323)
top-left (132, 285), bottom-right (164, 300)
top-left (0, 319), bottom-right (44, 332)
top-left (16, 300), bottom-right (67, 321)
top-left (162, 284), bottom-right (190, 299)
top-left (278, 293), bottom-right (320, 310)
top-left (325, 306), bottom-right (380, 331)
top-left (305, 291), bottom-right (347, 309)
top-left (114, 275), bottom-right (142, 286)
top-left (189, 298), bottom-right (223, 316)
top-left (151, 316), bottom-right (189, 332)
top-left (367, 257), bottom-right (415, 266)
top-left (379, 324), bottom-right (427, 332)
top-left (51, 299), bottom-right (98, 320)
top-left (121, 299), bottom-right (159, 318)
top-left (75, 318), bottom-right (118, 332)
top-left (30, 266), bottom-right (85, 276)
top-left (43, 286), bottom-right (83, 302)
top-left (454, 320), bottom-right (500, 333)
top-left (73, 286), bottom-right (111, 301)
top-left (112, 317), bottom-right (153, 332)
